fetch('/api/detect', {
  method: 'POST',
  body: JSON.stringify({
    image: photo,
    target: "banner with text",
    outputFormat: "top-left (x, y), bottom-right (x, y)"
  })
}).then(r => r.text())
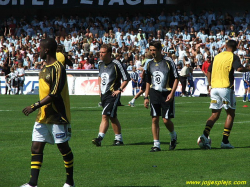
top-left (0, 0), bottom-right (176, 8)
top-left (0, 76), bottom-right (246, 97)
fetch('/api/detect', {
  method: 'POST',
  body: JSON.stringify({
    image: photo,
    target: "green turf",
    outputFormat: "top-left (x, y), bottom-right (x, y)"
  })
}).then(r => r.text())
top-left (0, 95), bottom-right (249, 187)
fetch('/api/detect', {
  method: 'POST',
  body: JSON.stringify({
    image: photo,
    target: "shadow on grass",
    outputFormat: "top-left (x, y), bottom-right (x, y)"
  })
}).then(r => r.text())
top-left (71, 109), bottom-right (101, 112)
top-left (176, 145), bottom-right (250, 151)
top-left (125, 142), bottom-right (170, 146)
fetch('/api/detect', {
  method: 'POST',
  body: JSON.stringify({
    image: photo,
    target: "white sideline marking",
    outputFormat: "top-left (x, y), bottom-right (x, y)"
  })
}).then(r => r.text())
top-left (0, 110), bottom-right (13, 111)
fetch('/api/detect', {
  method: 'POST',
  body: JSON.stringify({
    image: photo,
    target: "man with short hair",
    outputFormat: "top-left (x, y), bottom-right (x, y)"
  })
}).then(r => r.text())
top-left (92, 44), bottom-right (130, 146)
top-left (144, 41), bottom-right (179, 152)
top-left (21, 38), bottom-right (75, 187)
top-left (200, 40), bottom-right (250, 149)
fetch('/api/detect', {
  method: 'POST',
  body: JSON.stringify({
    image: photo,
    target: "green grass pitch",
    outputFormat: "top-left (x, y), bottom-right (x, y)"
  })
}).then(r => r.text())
top-left (0, 95), bottom-right (249, 187)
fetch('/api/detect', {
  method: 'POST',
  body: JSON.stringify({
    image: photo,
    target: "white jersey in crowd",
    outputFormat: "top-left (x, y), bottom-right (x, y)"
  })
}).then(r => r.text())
top-left (16, 68), bottom-right (25, 81)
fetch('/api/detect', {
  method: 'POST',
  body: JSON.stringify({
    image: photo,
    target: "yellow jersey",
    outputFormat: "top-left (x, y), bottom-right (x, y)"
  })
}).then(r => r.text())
top-left (36, 61), bottom-right (71, 124)
top-left (210, 51), bottom-right (242, 89)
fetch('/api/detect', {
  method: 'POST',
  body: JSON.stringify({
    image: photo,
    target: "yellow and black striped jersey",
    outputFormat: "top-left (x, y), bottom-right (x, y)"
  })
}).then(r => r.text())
top-left (36, 61), bottom-right (71, 124)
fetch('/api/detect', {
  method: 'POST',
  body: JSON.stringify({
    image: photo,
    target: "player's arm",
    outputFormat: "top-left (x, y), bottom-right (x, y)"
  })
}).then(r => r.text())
top-left (98, 76), bottom-right (101, 97)
top-left (22, 95), bottom-right (53, 116)
top-left (112, 60), bottom-right (130, 97)
top-left (144, 63), bottom-right (151, 109)
top-left (166, 58), bottom-right (180, 102)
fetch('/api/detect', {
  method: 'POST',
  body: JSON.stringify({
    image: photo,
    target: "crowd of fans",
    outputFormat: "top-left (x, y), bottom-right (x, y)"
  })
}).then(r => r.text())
top-left (1, 9), bottom-right (250, 73)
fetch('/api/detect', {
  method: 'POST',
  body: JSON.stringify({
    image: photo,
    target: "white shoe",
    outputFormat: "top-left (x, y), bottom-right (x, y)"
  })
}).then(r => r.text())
top-left (20, 183), bottom-right (37, 187)
top-left (128, 101), bottom-right (134, 107)
top-left (243, 100), bottom-right (246, 102)
top-left (221, 142), bottom-right (234, 149)
top-left (200, 134), bottom-right (211, 149)
top-left (63, 183), bottom-right (75, 187)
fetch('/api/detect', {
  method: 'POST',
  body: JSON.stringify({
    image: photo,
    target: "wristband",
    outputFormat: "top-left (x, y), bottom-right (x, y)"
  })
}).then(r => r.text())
top-left (31, 101), bottom-right (41, 111)
top-left (144, 97), bottom-right (149, 100)
top-left (118, 88), bottom-right (123, 92)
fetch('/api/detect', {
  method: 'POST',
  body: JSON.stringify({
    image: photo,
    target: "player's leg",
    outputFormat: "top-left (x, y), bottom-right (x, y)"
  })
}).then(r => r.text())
top-left (221, 88), bottom-right (236, 149)
top-left (200, 88), bottom-right (222, 149)
top-left (180, 76), bottom-right (187, 97)
top-left (162, 96), bottom-right (177, 150)
top-left (23, 141), bottom-right (46, 187)
top-left (221, 108), bottom-right (235, 149)
top-left (110, 117), bottom-right (123, 145)
top-left (51, 124), bottom-right (74, 187)
top-left (150, 103), bottom-right (161, 152)
top-left (243, 82), bottom-right (247, 102)
top-left (57, 141), bottom-right (74, 187)
top-left (19, 79), bottom-right (24, 95)
top-left (21, 122), bottom-right (51, 187)
top-left (204, 109), bottom-right (222, 137)
top-left (151, 116), bottom-right (161, 151)
top-left (247, 86), bottom-right (250, 101)
top-left (129, 80), bottom-right (146, 106)
top-left (92, 114), bottom-right (110, 146)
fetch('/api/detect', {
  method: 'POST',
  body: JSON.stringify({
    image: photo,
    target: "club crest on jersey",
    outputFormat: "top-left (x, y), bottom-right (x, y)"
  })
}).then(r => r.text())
top-left (101, 73), bottom-right (109, 94)
top-left (155, 63), bottom-right (159, 66)
top-left (152, 71), bottom-right (164, 91)
top-left (46, 74), bottom-right (50, 80)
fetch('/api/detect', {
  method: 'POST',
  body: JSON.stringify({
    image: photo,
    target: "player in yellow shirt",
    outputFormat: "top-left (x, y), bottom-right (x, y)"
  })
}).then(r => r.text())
top-left (21, 39), bottom-right (74, 187)
top-left (56, 45), bottom-right (73, 69)
top-left (199, 40), bottom-right (250, 149)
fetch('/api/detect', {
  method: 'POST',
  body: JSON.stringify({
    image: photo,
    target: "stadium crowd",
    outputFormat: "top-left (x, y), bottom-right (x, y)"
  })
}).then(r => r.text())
top-left (1, 9), bottom-right (250, 72)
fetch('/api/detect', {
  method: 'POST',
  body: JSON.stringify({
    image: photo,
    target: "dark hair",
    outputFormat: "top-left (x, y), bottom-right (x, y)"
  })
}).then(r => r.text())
top-left (226, 40), bottom-right (237, 52)
top-left (100, 44), bottom-right (112, 54)
top-left (149, 41), bottom-right (162, 50)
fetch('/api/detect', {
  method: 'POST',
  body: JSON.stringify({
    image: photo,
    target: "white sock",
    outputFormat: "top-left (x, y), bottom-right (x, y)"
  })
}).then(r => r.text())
top-left (154, 140), bottom-right (160, 148)
top-left (20, 86), bottom-right (23, 94)
top-left (131, 98), bottom-right (135, 103)
top-left (98, 133), bottom-right (105, 139)
top-left (14, 88), bottom-right (18, 94)
top-left (170, 131), bottom-right (177, 140)
top-left (115, 134), bottom-right (123, 142)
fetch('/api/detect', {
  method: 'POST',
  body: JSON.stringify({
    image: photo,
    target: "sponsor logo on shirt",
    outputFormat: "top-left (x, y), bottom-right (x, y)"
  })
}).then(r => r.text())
top-left (56, 133), bottom-right (66, 138)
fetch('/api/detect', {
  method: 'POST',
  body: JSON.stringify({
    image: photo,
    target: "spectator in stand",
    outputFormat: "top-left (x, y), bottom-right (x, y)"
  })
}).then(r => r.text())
top-left (83, 57), bottom-right (92, 70)
top-left (202, 56), bottom-right (212, 95)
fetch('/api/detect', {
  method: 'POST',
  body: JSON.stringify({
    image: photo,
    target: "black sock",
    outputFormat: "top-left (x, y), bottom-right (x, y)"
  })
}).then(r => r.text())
top-left (62, 149), bottom-right (74, 185)
top-left (29, 153), bottom-right (43, 186)
top-left (203, 124), bottom-right (213, 138)
top-left (222, 128), bottom-right (231, 144)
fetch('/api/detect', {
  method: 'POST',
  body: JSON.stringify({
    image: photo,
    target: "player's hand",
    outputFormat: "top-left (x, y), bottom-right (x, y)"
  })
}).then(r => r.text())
top-left (165, 93), bottom-right (174, 102)
top-left (112, 90), bottom-right (121, 97)
top-left (144, 99), bottom-right (149, 109)
top-left (22, 106), bottom-right (34, 116)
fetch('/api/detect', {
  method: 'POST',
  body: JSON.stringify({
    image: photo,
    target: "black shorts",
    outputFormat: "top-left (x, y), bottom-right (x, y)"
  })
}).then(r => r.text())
top-left (149, 88), bottom-right (175, 119)
top-left (141, 79), bottom-right (146, 91)
top-left (101, 92), bottom-right (121, 118)
top-left (12, 79), bottom-right (18, 87)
